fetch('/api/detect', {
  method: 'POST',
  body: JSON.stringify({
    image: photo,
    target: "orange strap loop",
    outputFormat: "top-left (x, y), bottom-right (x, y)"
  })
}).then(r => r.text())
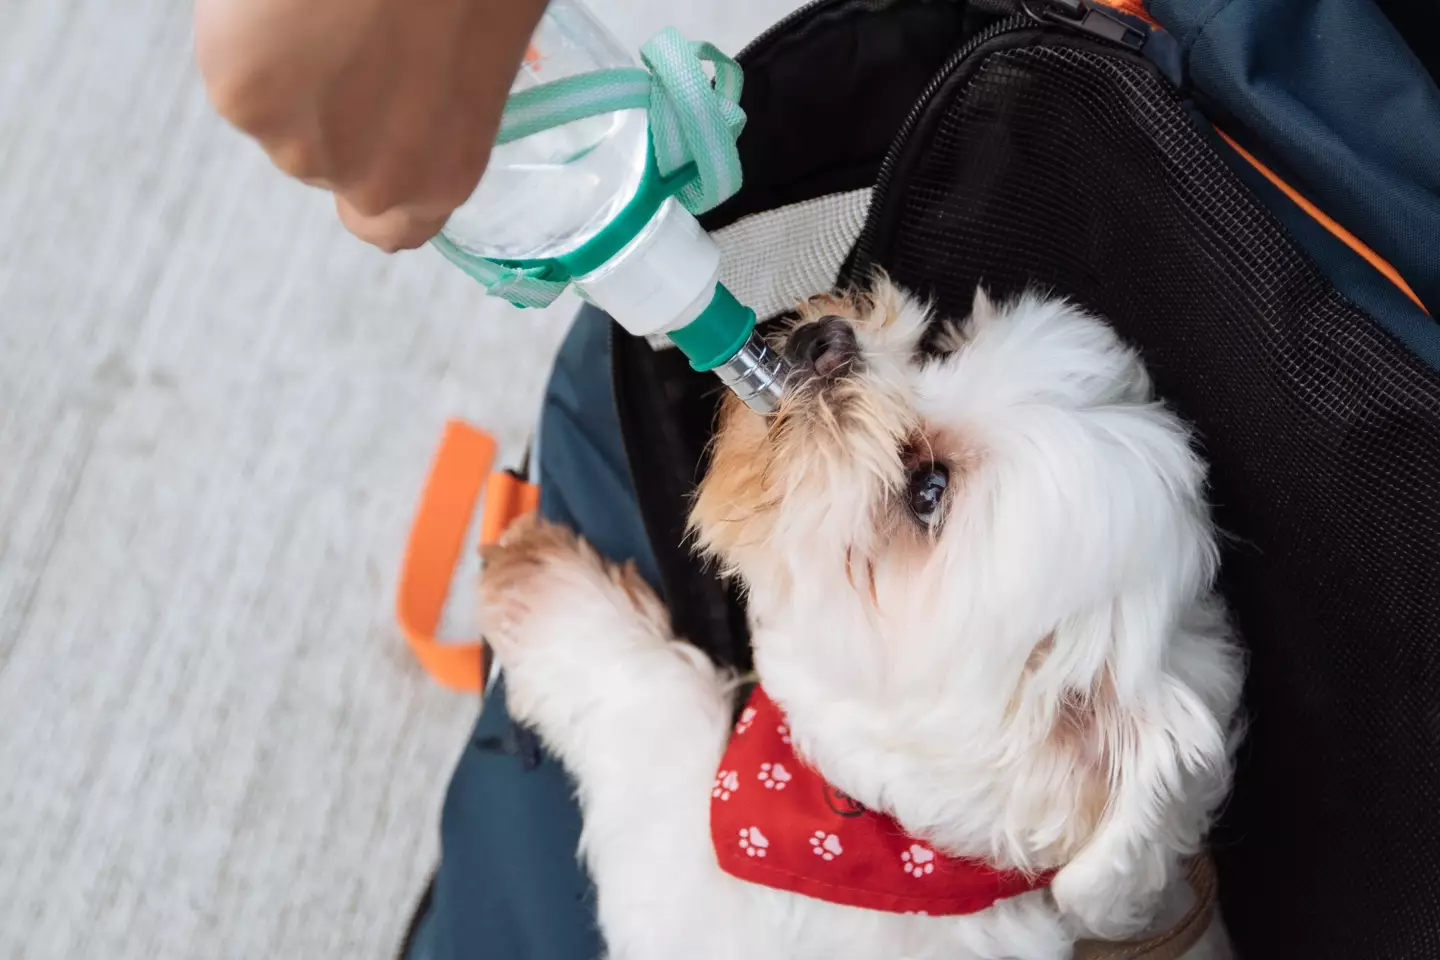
top-left (396, 420), bottom-right (539, 693)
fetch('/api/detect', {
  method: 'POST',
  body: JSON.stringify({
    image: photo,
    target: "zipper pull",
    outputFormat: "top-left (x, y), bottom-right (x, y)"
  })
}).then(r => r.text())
top-left (1023, 0), bottom-right (1147, 49)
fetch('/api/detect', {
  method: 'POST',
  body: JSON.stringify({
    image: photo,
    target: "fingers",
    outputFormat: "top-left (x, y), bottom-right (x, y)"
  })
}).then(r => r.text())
top-left (335, 196), bottom-right (449, 252)
top-left (195, 0), bottom-right (331, 140)
top-left (194, 0), bottom-right (546, 254)
top-left (332, 105), bottom-right (493, 251)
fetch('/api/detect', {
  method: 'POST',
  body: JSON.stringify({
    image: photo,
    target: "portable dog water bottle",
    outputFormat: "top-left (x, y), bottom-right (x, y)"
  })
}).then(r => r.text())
top-left (434, 1), bottom-right (788, 413)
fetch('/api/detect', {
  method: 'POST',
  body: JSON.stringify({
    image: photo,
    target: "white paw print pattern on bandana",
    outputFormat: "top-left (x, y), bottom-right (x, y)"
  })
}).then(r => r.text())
top-left (757, 762), bottom-right (792, 790)
top-left (734, 707), bottom-right (757, 735)
top-left (738, 827), bottom-right (769, 857)
top-left (901, 844), bottom-right (936, 877)
top-left (712, 769), bottom-right (740, 801)
top-left (777, 723), bottom-right (791, 744)
top-left (809, 831), bottom-right (843, 861)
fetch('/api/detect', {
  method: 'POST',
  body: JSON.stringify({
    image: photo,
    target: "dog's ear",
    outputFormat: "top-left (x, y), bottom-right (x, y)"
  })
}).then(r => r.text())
top-left (1033, 594), bottom-right (1239, 939)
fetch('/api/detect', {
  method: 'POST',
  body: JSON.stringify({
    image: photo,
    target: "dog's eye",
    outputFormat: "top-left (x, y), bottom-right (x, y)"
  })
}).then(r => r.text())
top-left (907, 462), bottom-right (949, 526)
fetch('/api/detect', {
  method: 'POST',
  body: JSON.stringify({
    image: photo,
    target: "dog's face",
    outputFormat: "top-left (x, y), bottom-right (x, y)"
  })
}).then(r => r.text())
top-left (692, 280), bottom-right (1238, 880)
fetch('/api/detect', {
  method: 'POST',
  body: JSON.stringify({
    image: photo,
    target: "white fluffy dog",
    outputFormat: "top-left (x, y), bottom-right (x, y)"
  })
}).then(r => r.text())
top-left (481, 280), bottom-right (1243, 960)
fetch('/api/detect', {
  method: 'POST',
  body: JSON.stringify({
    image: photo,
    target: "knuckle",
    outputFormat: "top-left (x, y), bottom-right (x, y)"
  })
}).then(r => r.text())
top-left (337, 201), bottom-right (414, 253)
top-left (343, 182), bottom-right (405, 220)
top-left (269, 138), bottom-right (328, 182)
top-left (194, 1), bottom-right (292, 134)
top-left (202, 71), bottom-right (262, 128)
top-left (365, 219), bottom-right (410, 253)
top-left (437, 141), bottom-right (492, 207)
top-left (352, 138), bottom-right (490, 220)
top-left (369, 234), bottom-right (404, 255)
top-left (342, 157), bottom-right (424, 216)
top-left (203, 65), bottom-right (291, 138)
top-left (379, 217), bottom-right (441, 252)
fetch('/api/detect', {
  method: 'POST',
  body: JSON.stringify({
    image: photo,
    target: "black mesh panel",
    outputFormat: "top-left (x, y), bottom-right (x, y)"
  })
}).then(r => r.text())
top-left (858, 37), bottom-right (1440, 960)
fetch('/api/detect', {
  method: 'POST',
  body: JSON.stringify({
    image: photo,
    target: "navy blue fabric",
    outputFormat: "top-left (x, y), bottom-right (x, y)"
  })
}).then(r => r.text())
top-left (1197, 121), bottom-right (1440, 371)
top-left (406, 305), bottom-right (652, 960)
top-left (1151, 0), bottom-right (1440, 332)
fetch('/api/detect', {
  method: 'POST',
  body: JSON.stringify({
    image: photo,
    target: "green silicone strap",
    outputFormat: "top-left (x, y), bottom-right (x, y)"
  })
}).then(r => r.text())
top-left (436, 27), bottom-right (746, 309)
top-left (430, 236), bottom-right (570, 309)
top-left (555, 144), bottom-right (695, 279)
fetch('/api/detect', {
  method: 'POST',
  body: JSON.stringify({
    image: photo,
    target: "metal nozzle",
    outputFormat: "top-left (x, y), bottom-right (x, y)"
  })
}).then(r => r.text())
top-left (713, 331), bottom-right (791, 415)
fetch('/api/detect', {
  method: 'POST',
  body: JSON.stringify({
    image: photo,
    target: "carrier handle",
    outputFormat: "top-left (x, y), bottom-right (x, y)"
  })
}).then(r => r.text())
top-left (396, 419), bottom-right (540, 693)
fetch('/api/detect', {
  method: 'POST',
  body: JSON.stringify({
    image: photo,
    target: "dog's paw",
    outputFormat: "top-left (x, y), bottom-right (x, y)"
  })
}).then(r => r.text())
top-left (1051, 848), bottom-right (1169, 941)
top-left (479, 515), bottom-right (581, 655)
top-left (479, 515), bottom-right (671, 667)
top-left (479, 517), bottom-right (725, 765)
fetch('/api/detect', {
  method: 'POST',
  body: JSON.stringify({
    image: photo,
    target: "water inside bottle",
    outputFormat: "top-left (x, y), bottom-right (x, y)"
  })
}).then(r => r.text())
top-left (441, 1), bottom-right (651, 263)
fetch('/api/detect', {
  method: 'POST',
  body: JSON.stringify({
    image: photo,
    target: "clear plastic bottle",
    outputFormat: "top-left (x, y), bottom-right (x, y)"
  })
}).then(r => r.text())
top-left (436, 0), bottom-right (787, 413)
top-left (440, 4), bottom-right (649, 263)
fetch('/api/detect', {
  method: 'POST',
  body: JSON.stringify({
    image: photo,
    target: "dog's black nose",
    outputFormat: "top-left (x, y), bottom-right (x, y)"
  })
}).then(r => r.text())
top-left (786, 316), bottom-right (858, 379)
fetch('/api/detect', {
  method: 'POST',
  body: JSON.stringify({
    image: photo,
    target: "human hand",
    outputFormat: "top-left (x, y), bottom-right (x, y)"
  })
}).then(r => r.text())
top-left (195, 0), bottom-right (547, 251)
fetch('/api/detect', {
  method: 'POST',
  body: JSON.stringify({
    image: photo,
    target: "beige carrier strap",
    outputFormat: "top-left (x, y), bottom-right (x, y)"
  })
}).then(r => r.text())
top-left (1071, 855), bottom-right (1218, 960)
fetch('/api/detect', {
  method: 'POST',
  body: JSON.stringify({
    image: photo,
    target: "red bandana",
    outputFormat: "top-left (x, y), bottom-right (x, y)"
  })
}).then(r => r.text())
top-left (711, 686), bottom-right (1053, 915)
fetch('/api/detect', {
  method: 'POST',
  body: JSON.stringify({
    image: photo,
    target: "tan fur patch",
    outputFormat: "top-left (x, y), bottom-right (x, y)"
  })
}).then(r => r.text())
top-left (689, 393), bottom-right (783, 568)
top-left (1048, 673), bottom-right (1119, 860)
top-left (480, 514), bottom-right (583, 599)
top-left (693, 281), bottom-right (936, 578)
top-left (1007, 635), bottom-right (1117, 862)
top-left (481, 516), bottom-right (672, 643)
top-left (611, 558), bottom-right (671, 627)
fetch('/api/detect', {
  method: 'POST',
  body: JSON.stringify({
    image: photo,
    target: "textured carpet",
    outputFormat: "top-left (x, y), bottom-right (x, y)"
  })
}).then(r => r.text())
top-left (0, 0), bottom-right (797, 957)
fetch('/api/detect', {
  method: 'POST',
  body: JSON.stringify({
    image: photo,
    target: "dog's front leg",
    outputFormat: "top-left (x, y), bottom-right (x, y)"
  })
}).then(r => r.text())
top-left (481, 517), bottom-right (744, 959)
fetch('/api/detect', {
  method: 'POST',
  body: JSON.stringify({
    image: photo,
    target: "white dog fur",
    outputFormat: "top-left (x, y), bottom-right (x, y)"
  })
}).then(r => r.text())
top-left (481, 280), bottom-right (1244, 960)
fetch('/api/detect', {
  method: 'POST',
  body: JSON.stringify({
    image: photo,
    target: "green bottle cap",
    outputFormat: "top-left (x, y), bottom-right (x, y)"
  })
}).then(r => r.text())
top-left (668, 283), bottom-right (757, 372)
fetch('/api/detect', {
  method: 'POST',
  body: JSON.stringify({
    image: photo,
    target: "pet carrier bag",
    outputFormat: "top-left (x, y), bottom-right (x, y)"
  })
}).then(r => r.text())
top-left (400, 1), bottom-right (1440, 957)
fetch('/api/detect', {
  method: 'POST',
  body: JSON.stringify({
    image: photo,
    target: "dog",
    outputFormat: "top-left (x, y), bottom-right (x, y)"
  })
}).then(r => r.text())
top-left (480, 280), bottom-right (1243, 960)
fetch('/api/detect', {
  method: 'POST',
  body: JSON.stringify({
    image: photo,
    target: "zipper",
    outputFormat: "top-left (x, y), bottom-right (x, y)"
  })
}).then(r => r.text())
top-left (849, 12), bottom-right (1032, 271)
top-left (1023, 0), bottom-right (1147, 49)
top-left (849, 0), bottom-right (1149, 272)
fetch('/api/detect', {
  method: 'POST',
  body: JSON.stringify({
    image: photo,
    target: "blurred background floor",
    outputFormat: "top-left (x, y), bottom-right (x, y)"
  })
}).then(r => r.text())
top-left (0, 0), bottom-right (799, 956)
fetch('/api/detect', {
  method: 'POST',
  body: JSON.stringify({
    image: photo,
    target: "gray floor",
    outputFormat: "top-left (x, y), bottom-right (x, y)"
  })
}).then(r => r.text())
top-left (0, 0), bottom-right (798, 957)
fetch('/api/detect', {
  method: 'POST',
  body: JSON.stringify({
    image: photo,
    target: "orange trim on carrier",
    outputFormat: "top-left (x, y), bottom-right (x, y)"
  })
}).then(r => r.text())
top-left (1214, 128), bottom-right (1428, 315)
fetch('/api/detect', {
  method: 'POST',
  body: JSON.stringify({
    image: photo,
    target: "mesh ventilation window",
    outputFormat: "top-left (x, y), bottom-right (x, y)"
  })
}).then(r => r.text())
top-left (865, 39), bottom-right (1440, 960)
